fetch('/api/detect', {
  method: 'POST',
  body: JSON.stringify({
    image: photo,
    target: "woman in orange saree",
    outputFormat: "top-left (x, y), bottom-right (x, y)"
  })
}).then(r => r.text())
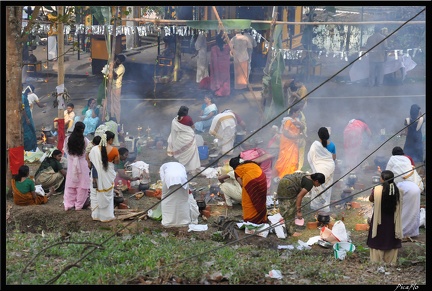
top-left (229, 156), bottom-right (267, 224)
top-left (274, 106), bottom-right (304, 179)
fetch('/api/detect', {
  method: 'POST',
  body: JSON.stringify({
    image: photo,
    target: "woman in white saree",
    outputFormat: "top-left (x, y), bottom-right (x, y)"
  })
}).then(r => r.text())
top-left (167, 107), bottom-right (201, 175)
top-left (307, 127), bottom-right (335, 213)
top-left (89, 132), bottom-right (118, 222)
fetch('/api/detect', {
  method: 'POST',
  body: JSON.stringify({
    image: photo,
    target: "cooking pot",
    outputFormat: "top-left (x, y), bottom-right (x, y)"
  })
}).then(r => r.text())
top-left (196, 200), bottom-right (206, 211)
top-left (317, 212), bottom-right (330, 226)
top-left (138, 183), bottom-right (150, 191)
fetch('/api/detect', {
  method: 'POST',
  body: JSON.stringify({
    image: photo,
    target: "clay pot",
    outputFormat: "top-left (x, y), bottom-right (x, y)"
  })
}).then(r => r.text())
top-left (355, 223), bottom-right (369, 231)
top-left (350, 202), bottom-right (361, 208)
top-left (307, 221), bottom-right (319, 229)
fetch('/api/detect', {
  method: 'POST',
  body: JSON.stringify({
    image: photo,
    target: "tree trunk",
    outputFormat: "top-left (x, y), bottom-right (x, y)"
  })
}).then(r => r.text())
top-left (5, 6), bottom-right (40, 194)
top-left (57, 6), bottom-right (65, 151)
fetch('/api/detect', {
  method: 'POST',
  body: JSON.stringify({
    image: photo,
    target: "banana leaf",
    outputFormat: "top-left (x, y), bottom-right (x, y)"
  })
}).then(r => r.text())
top-left (263, 25), bottom-right (286, 124)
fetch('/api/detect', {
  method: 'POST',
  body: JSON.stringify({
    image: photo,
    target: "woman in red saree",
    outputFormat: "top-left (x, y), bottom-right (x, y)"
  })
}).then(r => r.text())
top-left (229, 156), bottom-right (267, 224)
top-left (274, 105), bottom-right (304, 178)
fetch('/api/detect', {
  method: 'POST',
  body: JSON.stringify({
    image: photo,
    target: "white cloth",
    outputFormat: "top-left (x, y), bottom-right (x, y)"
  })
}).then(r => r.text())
top-left (194, 33), bottom-right (209, 83)
top-left (89, 145), bottom-right (116, 222)
top-left (219, 170), bottom-right (242, 207)
top-left (130, 161), bottom-right (150, 186)
top-left (167, 117), bottom-right (201, 173)
top-left (307, 140), bottom-right (335, 212)
top-left (160, 162), bottom-right (198, 227)
top-left (209, 111), bottom-right (237, 155)
top-left (386, 155), bottom-right (423, 191)
top-left (27, 92), bottom-right (40, 114)
top-left (47, 35), bottom-right (57, 61)
top-left (397, 180), bottom-right (421, 237)
top-left (349, 55), bottom-right (417, 82)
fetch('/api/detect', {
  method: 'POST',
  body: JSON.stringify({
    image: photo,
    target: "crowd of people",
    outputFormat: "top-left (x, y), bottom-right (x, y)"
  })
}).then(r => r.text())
top-left (13, 26), bottom-right (424, 264)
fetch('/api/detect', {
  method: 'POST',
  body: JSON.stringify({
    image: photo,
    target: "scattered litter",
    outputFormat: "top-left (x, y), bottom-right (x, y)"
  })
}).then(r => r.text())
top-left (265, 269), bottom-right (283, 279)
top-left (188, 224), bottom-right (208, 232)
top-left (237, 222), bottom-right (269, 238)
top-left (333, 242), bottom-right (356, 260)
top-left (277, 245), bottom-right (294, 250)
top-left (267, 213), bottom-right (287, 239)
top-left (147, 204), bottom-right (162, 220)
top-left (296, 240), bottom-right (311, 250)
top-left (306, 235), bottom-right (321, 246)
top-left (35, 185), bottom-right (45, 196)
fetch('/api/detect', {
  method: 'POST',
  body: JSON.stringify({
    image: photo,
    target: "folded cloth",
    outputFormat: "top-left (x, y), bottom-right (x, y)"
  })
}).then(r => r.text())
top-left (188, 224), bottom-right (209, 232)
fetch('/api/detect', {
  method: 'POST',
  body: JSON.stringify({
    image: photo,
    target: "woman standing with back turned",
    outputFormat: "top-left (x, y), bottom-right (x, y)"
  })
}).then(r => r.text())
top-left (89, 131), bottom-right (120, 222)
top-left (63, 121), bottom-right (91, 211)
top-left (307, 127), bottom-right (335, 213)
top-left (367, 170), bottom-right (402, 264)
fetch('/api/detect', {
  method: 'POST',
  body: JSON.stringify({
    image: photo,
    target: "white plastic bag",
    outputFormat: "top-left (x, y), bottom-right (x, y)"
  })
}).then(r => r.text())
top-left (267, 213), bottom-right (287, 239)
top-left (419, 208), bottom-right (426, 228)
top-left (35, 185), bottom-right (45, 196)
top-left (331, 220), bottom-right (348, 242)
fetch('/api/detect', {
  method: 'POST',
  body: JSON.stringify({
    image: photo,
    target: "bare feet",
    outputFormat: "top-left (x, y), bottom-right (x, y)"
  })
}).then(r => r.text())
top-left (46, 187), bottom-right (55, 198)
top-left (292, 232), bottom-right (303, 237)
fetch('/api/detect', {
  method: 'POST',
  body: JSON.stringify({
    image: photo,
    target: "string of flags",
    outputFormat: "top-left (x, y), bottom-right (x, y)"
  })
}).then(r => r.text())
top-left (26, 23), bottom-right (422, 59)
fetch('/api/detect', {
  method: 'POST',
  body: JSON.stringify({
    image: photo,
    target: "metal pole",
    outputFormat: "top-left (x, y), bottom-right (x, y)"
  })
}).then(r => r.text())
top-left (360, 7), bottom-right (364, 47)
top-left (77, 33), bottom-right (80, 60)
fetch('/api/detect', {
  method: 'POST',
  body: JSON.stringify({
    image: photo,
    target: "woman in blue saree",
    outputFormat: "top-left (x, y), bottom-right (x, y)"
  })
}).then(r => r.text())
top-left (21, 86), bottom-right (37, 151)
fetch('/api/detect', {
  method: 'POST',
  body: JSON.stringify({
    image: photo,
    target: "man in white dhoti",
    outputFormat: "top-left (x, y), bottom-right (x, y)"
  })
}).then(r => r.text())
top-left (209, 109), bottom-right (237, 156)
top-left (159, 162), bottom-right (200, 227)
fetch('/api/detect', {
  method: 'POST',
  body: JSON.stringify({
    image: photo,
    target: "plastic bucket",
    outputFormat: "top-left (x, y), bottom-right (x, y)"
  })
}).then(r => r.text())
top-left (198, 145), bottom-right (209, 160)
top-left (333, 242), bottom-right (356, 260)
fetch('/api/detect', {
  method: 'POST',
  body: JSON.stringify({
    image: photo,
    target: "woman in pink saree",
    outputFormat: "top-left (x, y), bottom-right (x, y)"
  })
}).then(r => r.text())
top-left (210, 32), bottom-right (231, 97)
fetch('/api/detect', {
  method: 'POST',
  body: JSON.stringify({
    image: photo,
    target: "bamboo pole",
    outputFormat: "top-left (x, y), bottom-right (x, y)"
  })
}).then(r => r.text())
top-left (122, 18), bottom-right (425, 26)
top-left (104, 7), bottom-right (118, 122)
